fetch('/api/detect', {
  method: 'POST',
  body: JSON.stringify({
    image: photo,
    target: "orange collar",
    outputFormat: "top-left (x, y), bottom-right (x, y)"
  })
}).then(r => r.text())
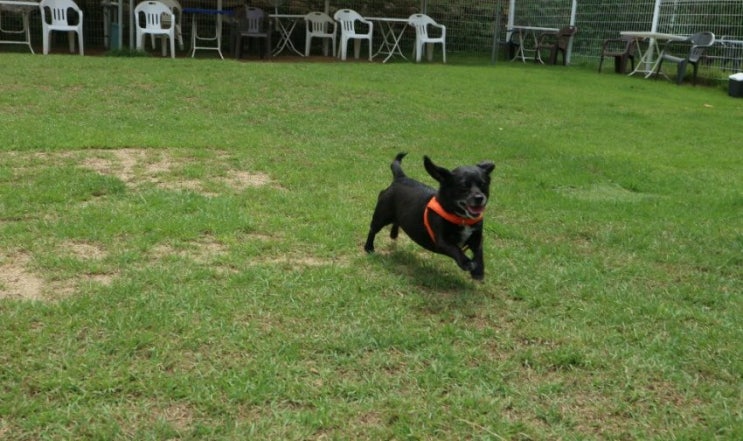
top-left (424, 197), bottom-right (483, 244)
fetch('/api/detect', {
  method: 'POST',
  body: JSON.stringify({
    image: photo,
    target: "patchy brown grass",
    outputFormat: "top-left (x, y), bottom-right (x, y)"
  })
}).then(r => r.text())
top-left (2, 148), bottom-right (284, 301)
top-left (148, 236), bottom-right (229, 265)
top-left (0, 251), bottom-right (44, 301)
top-left (77, 148), bottom-right (279, 194)
top-left (59, 240), bottom-right (108, 261)
top-left (0, 247), bottom-right (116, 301)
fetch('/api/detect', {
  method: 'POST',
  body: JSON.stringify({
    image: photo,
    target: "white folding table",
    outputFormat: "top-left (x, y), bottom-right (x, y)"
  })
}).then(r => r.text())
top-left (620, 31), bottom-right (689, 78)
top-left (508, 26), bottom-right (558, 63)
top-left (0, 0), bottom-right (38, 53)
top-left (270, 13), bottom-right (303, 56)
top-left (367, 17), bottom-right (409, 63)
top-left (183, 0), bottom-right (232, 59)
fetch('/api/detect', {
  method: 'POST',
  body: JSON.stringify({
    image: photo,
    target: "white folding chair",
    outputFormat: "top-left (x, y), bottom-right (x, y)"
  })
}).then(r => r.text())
top-left (39, 0), bottom-right (84, 55)
top-left (408, 13), bottom-right (446, 63)
top-left (333, 9), bottom-right (373, 61)
top-left (135, 0), bottom-right (176, 58)
top-left (304, 11), bottom-right (335, 57)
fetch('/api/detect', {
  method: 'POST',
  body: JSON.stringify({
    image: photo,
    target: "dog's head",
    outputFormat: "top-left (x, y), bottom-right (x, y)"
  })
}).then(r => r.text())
top-left (424, 156), bottom-right (495, 219)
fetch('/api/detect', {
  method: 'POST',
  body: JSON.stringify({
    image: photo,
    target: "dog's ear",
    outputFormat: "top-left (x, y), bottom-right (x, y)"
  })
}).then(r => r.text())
top-left (423, 156), bottom-right (451, 183)
top-left (478, 161), bottom-right (495, 175)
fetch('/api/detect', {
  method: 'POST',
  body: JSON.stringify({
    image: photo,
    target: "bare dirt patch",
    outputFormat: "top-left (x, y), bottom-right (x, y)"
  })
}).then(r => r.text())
top-left (77, 148), bottom-right (277, 194)
top-left (224, 170), bottom-right (274, 190)
top-left (0, 252), bottom-right (44, 301)
top-left (80, 148), bottom-right (153, 184)
top-left (59, 240), bottom-right (108, 260)
top-left (0, 244), bottom-right (116, 302)
top-left (45, 274), bottom-right (116, 298)
top-left (2, 149), bottom-right (280, 301)
top-left (254, 253), bottom-right (350, 269)
top-left (152, 402), bottom-right (195, 432)
top-left (148, 237), bottom-right (228, 265)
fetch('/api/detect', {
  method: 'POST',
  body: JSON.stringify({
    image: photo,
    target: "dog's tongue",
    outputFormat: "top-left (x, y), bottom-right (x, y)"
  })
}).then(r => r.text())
top-left (468, 205), bottom-right (485, 216)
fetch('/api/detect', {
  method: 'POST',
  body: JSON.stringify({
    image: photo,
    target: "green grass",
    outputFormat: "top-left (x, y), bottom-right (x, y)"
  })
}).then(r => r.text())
top-left (1, 53), bottom-right (741, 440)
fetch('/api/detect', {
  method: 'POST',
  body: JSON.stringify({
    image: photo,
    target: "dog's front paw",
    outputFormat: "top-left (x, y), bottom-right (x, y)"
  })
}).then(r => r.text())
top-left (458, 259), bottom-right (477, 272)
top-left (467, 261), bottom-right (485, 280)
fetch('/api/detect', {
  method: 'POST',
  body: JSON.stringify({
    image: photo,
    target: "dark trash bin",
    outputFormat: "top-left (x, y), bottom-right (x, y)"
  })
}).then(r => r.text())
top-left (109, 23), bottom-right (120, 50)
top-left (729, 73), bottom-right (743, 97)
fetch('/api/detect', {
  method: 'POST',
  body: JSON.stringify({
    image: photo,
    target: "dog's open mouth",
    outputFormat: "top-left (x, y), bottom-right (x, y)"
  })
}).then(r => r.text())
top-left (465, 204), bottom-right (486, 217)
top-left (456, 198), bottom-right (487, 218)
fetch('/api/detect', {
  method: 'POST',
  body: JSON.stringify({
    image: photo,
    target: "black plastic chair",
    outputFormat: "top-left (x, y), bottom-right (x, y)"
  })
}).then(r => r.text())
top-left (232, 6), bottom-right (272, 59)
top-left (719, 36), bottom-right (742, 72)
top-left (535, 25), bottom-right (577, 65)
top-left (598, 35), bottom-right (638, 73)
top-left (655, 31), bottom-right (715, 85)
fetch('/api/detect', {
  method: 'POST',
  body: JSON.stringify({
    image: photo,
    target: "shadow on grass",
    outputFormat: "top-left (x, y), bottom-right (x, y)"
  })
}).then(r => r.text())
top-left (383, 250), bottom-right (468, 287)
top-left (371, 248), bottom-right (487, 314)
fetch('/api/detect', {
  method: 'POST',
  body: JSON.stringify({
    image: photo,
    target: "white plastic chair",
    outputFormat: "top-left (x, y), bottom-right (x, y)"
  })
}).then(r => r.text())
top-left (333, 9), bottom-right (373, 61)
top-left (134, 0), bottom-right (176, 58)
top-left (408, 13), bottom-right (446, 63)
top-left (304, 11), bottom-right (335, 57)
top-left (157, 0), bottom-right (184, 51)
top-left (39, 0), bottom-right (84, 55)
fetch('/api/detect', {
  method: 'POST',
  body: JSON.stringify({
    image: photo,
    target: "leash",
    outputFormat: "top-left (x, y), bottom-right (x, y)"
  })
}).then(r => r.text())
top-left (424, 196), bottom-right (483, 244)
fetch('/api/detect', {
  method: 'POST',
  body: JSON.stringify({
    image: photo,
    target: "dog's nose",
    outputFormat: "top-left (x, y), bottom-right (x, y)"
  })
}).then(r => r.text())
top-left (472, 194), bottom-right (485, 205)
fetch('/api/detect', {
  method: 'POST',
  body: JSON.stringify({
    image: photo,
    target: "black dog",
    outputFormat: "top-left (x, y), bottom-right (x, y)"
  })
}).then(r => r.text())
top-left (364, 153), bottom-right (495, 280)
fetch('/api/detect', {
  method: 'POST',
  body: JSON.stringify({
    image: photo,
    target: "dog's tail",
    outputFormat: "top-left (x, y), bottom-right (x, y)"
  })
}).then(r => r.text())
top-left (390, 152), bottom-right (407, 180)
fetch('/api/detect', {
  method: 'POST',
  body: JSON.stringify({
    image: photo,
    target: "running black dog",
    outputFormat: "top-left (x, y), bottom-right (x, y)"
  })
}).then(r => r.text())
top-left (364, 153), bottom-right (495, 280)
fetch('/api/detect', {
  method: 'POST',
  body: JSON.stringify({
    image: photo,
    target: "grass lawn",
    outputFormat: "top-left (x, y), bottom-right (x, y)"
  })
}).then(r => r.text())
top-left (0, 53), bottom-right (741, 440)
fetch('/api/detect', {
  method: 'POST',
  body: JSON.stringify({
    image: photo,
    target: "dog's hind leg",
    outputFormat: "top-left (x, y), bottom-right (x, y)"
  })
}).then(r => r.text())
top-left (364, 223), bottom-right (384, 253)
top-left (364, 228), bottom-right (378, 253)
top-left (365, 189), bottom-right (396, 253)
top-left (364, 212), bottom-right (391, 253)
top-left (390, 223), bottom-right (399, 239)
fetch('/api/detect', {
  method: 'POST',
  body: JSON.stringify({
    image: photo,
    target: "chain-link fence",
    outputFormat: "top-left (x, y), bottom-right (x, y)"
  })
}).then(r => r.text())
top-left (3, 0), bottom-right (742, 73)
